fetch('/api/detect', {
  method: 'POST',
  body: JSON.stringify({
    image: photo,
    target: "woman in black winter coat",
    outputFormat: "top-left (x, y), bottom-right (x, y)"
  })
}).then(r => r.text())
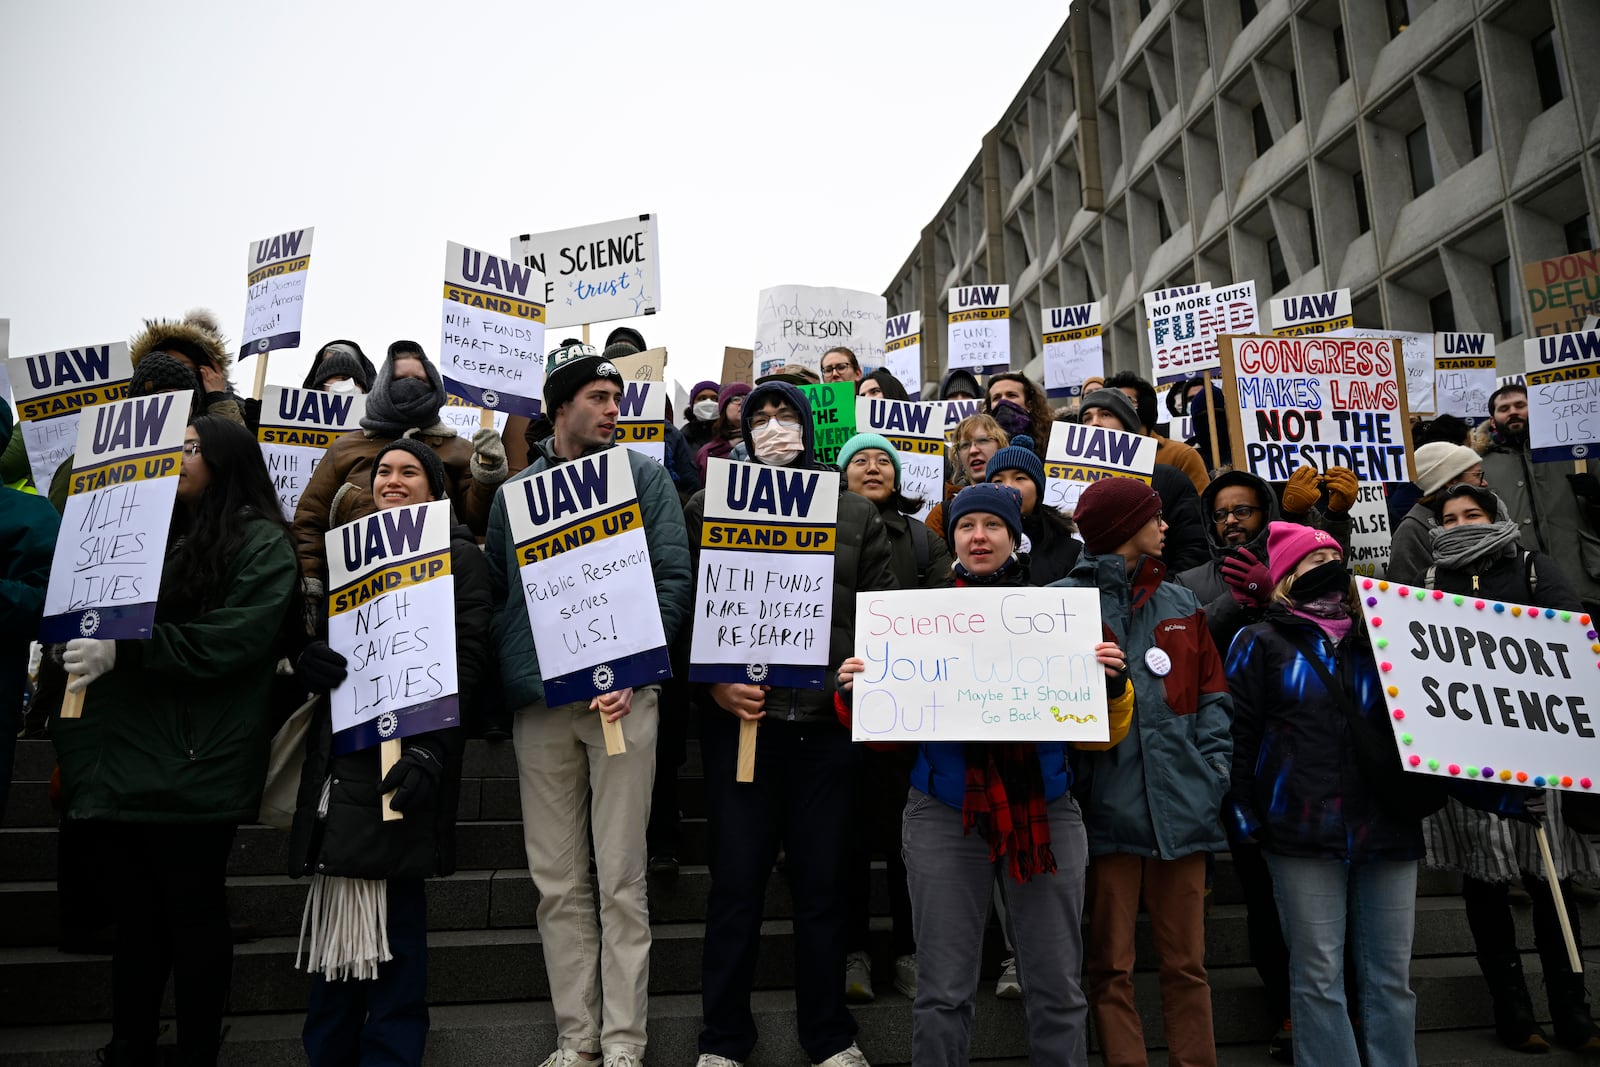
top-left (288, 438), bottom-right (493, 1067)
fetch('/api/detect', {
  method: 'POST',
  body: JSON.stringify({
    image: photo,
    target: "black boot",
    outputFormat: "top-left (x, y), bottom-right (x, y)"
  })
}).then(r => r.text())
top-left (1545, 962), bottom-right (1600, 1052)
top-left (95, 1040), bottom-right (157, 1067)
top-left (1479, 953), bottom-right (1551, 1053)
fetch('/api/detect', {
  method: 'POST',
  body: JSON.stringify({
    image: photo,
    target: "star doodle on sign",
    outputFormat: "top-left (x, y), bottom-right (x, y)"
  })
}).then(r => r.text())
top-left (634, 267), bottom-right (644, 279)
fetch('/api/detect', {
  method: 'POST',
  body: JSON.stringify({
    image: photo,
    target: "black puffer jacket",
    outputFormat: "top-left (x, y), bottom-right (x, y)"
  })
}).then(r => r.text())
top-left (1021, 508), bottom-right (1082, 586)
top-left (879, 506), bottom-right (954, 590)
top-left (1175, 470), bottom-right (1281, 652)
top-left (289, 523), bottom-right (493, 881)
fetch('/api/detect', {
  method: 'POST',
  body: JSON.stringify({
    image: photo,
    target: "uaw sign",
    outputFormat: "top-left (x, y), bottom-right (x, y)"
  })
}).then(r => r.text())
top-left (242, 228), bottom-right (312, 358)
top-left (441, 241), bottom-right (547, 417)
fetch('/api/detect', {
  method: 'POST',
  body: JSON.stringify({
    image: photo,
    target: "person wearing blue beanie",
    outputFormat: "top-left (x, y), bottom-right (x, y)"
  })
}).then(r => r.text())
top-left (945, 483), bottom-right (1024, 554)
top-left (983, 435), bottom-right (1082, 586)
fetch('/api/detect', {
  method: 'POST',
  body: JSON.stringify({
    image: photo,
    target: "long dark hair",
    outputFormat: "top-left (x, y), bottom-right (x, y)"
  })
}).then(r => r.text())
top-left (167, 416), bottom-right (290, 612)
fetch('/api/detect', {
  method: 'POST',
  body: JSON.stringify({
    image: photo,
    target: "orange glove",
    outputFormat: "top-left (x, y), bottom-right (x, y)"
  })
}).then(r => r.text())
top-left (1281, 466), bottom-right (1321, 515)
top-left (1323, 467), bottom-right (1360, 513)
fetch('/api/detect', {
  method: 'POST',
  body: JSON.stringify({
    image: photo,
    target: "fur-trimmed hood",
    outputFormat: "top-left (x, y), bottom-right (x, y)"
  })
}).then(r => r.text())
top-left (1470, 418), bottom-right (1501, 455)
top-left (129, 308), bottom-right (231, 371)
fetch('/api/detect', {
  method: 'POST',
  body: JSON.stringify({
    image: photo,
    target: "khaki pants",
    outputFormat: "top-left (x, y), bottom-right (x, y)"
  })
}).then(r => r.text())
top-left (512, 687), bottom-right (659, 1057)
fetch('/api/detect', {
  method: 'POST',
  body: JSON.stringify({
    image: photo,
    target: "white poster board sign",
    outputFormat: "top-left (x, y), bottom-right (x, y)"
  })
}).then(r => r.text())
top-left (1363, 578), bottom-right (1600, 792)
top-left (257, 385), bottom-right (367, 520)
top-left (40, 393), bottom-right (187, 643)
top-left (690, 458), bottom-right (839, 688)
top-left (325, 500), bottom-right (459, 754)
top-left (947, 284), bottom-right (1010, 376)
top-left (1145, 280), bottom-right (1257, 385)
top-left (1043, 422), bottom-right (1158, 515)
top-left (510, 214), bottom-right (660, 329)
top-left (7, 342), bottom-right (132, 489)
top-left (851, 588), bottom-right (1109, 742)
top-left (1348, 483), bottom-right (1392, 579)
top-left (1347, 328), bottom-right (1434, 414)
top-left (1524, 329), bottom-right (1600, 461)
top-left (1269, 289), bottom-right (1353, 337)
top-left (1433, 333), bottom-right (1496, 419)
top-left (884, 311), bottom-right (923, 394)
top-left (440, 393), bottom-right (508, 441)
top-left (856, 397), bottom-right (944, 522)
top-left (615, 379), bottom-right (667, 464)
top-left (502, 449), bottom-right (671, 704)
top-left (932, 397), bottom-right (984, 440)
top-left (1043, 302), bottom-right (1103, 399)
top-left (441, 241), bottom-right (547, 417)
top-left (241, 228), bottom-right (312, 359)
top-left (754, 285), bottom-right (887, 379)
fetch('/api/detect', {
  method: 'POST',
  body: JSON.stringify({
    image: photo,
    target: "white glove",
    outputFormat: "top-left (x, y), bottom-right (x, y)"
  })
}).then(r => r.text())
top-left (63, 638), bottom-right (117, 692)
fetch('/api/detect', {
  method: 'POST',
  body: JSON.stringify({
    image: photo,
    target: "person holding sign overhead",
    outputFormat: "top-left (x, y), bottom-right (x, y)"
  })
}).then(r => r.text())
top-left (50, 416), bottom-right (300, 1067)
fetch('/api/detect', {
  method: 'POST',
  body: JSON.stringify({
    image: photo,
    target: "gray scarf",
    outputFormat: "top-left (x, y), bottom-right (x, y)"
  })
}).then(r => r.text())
top-left (361, 354), bottom-right (447, 436)
top-left (1429, 520), bottom-right (1524, 570)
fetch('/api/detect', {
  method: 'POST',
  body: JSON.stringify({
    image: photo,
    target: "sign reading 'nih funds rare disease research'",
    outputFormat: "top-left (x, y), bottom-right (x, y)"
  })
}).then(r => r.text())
top-left (7, 341), bottom-right (132, 490)
top-left (690, 459), bottom-right (839, 689)
top-left (441, 242), bottom-right (547, 417)
top-left (41, 393), bottom-right (187, 643)
top-left (325, 501), bottom-right (459, 755)
top-left (242, 228), bottom-right (312, 358)
top-left (503, 450), bottom-right (671, 705)
top-left (257, 386), bottom-right (366, 521)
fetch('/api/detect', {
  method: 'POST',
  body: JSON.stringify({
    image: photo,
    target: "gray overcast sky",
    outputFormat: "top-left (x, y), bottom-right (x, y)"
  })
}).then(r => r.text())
top-left (1, 1), bottom-right (1065, 400)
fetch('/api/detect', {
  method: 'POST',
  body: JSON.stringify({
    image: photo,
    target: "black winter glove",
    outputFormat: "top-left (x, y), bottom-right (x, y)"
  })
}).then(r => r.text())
top-left (380, 745), bottom-right (443, 812)
top-left (294, 641), bottom-right (348, 693)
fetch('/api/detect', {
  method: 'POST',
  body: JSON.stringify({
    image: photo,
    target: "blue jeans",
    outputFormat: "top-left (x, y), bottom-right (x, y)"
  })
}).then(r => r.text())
top-left (1265, 853), bottom-right (1418, 1067)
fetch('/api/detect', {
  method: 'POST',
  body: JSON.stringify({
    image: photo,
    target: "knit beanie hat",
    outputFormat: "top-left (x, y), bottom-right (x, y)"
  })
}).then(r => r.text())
top-left (543, 339), bottom-right (624, 415)
top-left (606, 326), bottom-right (647, 352)
top-left (1266, 521), bottom-right (1342, 586)
top-left (691, 380), bottom-right (721, 401)
top-left (308, 342), bottom-right (373, 392)
top-left (945, 483), bottom-right (1024, 549)
top-left (1078, 388), bottom-right (1140, 433)
top-left (370, 438), bottom-right (448, 501)
top-left (1413, 441), bottom-right (1482, 496)
top-left (985, 434), bottom-right (1046, 501)
top-left (718, 381), bottom-right (752, 413)
top-left (1074, 476), bottom-right (1162, 554)
top-left (129, 350), bottom-right (200, 397)
top-left (837, 433), bottom-right (901, 489)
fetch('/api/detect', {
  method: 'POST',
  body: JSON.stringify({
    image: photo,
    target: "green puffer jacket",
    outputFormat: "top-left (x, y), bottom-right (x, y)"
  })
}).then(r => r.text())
top-left (486, 441), bottom-right (693, 710)
top-left (50, 517), bottom-right (299, 823)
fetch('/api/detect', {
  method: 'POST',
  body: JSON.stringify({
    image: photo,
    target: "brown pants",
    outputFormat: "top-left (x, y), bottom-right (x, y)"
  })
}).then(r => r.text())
top-left (1086, 852), bottom-right (1216, 1067)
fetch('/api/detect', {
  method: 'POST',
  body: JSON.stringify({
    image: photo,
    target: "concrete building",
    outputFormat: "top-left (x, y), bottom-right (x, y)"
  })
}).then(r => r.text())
top-left (886, 0), bottom-right (1600, 391)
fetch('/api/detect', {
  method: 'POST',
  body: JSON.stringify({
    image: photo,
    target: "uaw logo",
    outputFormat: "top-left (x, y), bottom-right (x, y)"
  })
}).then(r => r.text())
top-left (746, 663), bottom-right (769, 683)
top-left (592, 664), bottom-right (616, 692)
top-left (1576, 445), bottom-right (1590, 459)
top-left (78, 609), bottom-right (101, 637)
top-left (482, 389), bottom-right (500, 409)
top-left (377, 711), bottom-right (399, 739)
top-left (256, 338), bottom-right (271, 353)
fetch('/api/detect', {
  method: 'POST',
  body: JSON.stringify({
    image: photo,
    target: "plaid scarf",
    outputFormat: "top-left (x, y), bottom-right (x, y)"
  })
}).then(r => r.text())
top-left (961, 743), bottom-right (1056, 882)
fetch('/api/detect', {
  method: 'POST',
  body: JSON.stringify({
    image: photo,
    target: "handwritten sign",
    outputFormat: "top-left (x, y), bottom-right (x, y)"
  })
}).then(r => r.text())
top-left (241, 228), bottom-right (312, 359)
top-left (503, 451), bottom-right (671, 704)
top-left (800, 381), bottom-right (856, 465)
top-left (1433, 333), bottom-right (1496, 419)
top-left (722, 346), bottom-right (753, 386)
top-left (615, 380), bottom-right (667, 464)
top-left (1363, 580), bottom-right (1599, 792)
top-left (1524, 251), bottom-right (1600, 338)
top-left (1222, 334), bottom-right (1415, 484)
top-left (1348, 483), bottom-right (1392, 579)
top-left (884, 312), bottom-right (923, 394)
top-left (7, 342), bottom-right (132, 489)
top-left (1347, 328), bottom-right (1434, 414)
top-left (325, 501), bottom-right (459, 754)
top-left (510, 214), bottom-right (660, 329)
top-left (440, 393), bottom-right (508, 441)
top-left (1145, 280), bottom-right (1257, 385)
top-left (947, 285), bottom-right (1010, 375)
top-left (690, 459), bottom-right (839, 688)
top-left (1043, 422), bottom-right (1158, 515)
top-left (856, 397), bottom-right (944, 521)
top-left (1042, 302), bottom-right (1103, 398)
top-left (40, 393), bottom-right (186, 642)
top-left (441, 241), bottom-right (547, 417)
top-left (257, 386), bottom-right (367, 520)
top-left (1270, 289), bottom-right (1353, 336)
top-left (851, 588), bottom-right (1108, 742)
top-left (1524, 328), bottom-right (1600, 461)
top-left (754, 285), bottom-right (887, 378)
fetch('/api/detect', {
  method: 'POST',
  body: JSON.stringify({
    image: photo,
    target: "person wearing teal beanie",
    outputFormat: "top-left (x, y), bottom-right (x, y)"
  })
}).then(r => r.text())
top-left (837, 432), bottom-right (900, 486)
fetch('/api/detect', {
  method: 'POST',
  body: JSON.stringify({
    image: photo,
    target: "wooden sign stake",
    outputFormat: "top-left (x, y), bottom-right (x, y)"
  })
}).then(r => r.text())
top-left (1536, 824), bottom-right (1583, 973)
top-left (59, 683), bottom-right (85, 719)
top-left (736, 719), bottom-right (757, 782)
top-left (601, 713), bottom-right (627, 757)
top-left (251, 351), bottom-right (271, 403)
top-left (380, 738), bottom-right (403, 822)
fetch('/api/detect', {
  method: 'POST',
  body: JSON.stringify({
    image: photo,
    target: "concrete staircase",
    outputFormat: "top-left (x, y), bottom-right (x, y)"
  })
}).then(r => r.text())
top-left (4, 734), bottom-right (1600, 1065)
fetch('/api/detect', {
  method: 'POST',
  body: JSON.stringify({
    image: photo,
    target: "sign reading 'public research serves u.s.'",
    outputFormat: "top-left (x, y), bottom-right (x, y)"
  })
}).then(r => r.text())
top-left (503, 450), bottom-right (671, 705)
top-left (690, 458), bottom-right (840, 689)
top-left (242, 228), bottom-right (312, 359)
top-left (40, 393), bottom-right (188, 644)
top-left (510, 214), bottom-right (660, 330)
top-left (7, 341), bottom-right (132, 489)
top-left (1524, 328), bottom-right (1600, 462)
top-left (441, 242), bottom-right (548, 417)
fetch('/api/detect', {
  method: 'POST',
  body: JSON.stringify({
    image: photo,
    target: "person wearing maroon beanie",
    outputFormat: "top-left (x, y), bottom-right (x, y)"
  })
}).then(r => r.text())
top-left (1050, 476), bottom-right (1232, 1067)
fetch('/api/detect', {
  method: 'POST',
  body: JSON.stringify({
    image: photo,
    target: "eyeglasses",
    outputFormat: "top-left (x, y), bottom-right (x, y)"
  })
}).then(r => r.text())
top-left (956, 436), bottom-right (999, 453)
top-left (181, 443), bottom-right (203, 457)
top-left (1211, 504), bottom-right (1259, 524)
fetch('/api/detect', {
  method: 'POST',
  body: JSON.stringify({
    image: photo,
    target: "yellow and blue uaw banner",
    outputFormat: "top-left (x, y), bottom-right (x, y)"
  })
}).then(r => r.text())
top-left (440, 240), bottom-right (547, 418)
top-left (504, 447), bottom-right (670, 705)
top-left (690, 458), bottom-right (840, 689)
top-left (257, 385), bottom-right (367, 520)
top-left (241, 227), bottom-right (313, 358)
top-left (6, 340), bottom-right (133, 489)
top-left (614, 380), bottom-right (667, 464)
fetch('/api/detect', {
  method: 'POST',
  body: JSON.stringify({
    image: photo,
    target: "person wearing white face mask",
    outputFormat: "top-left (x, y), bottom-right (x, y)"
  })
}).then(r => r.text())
top-left (683, 379), bottom-right (723, 452)
top-left (301, 340), bottom-right (376, 396)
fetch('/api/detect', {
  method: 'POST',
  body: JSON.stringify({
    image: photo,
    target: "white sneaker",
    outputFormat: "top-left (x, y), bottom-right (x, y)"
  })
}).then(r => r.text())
top-left (844, 949), bottom-right (875, 1002)
top-left (695, 1057), bottom-right (743, 1067)
top-left (995, 956), bottom-right (1021, 999)
top-left (602, 1050), bottom-right (641, 1067)
top-left (813, 1043), bottom-right (870, 1067)
top-left (536, 1053), bottom-right (581, 1067)
top-left (893, 953), bottom-right (917, 999)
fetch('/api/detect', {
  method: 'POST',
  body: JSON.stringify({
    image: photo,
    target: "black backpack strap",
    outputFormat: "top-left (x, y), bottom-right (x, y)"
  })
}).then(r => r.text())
top-left (1281, 625), bottom-right (1346, 708)
top-left (1525, 551), bottom-right (1539, 596)
top-left (909, 518), bottom-right (930, 585)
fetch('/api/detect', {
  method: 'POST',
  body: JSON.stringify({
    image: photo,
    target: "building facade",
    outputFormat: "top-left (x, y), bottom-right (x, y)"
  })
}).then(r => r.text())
top-left (886, 0), bottom-right (1599, 391)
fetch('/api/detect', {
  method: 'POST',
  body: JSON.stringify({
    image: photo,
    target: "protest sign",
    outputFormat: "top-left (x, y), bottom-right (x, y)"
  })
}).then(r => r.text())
top-left (40, 393), bottom-right (186, 643)
top-left (7, 341), bottom-right (132, 489)
top-left (615, 380), bottom-right (667, 463)
top-left (257, 386), bottom-right (367, 520)
top-left (440, 393), bottom-right (508, 441)
top-left (754, 285), bottom-right (887, 378)
top-left (1361, 578), bottom-right (1600, 793)
top-left (1042, 302), bottom-right (1103, 398)
top-left (689, 459), bottom-right (839, 689)
top-left (502, 449), bottom-right (671, 706)
top-left (947, 284), bottom-right (1010, 375)
top-left (851, 588), bottom-right (1108, 743)
top-left (1270, 288), bottom-right (1353, 336)
top-left (1346, 328), bottom-right (1434, 414)
top-left (241, 228), bottom-right (312, 360)
top-left (801, 381), bottom-right (857, 465)
top-left (609, 346), bottom-right (666, 383)
top-left (441, 241), bottom-right (547, 417)
top-left (855, 397), bottom-right (944, 521)
top-left (1043, 421), bottom-right (1158, 515)
top-left (1433, 333), bottom-right (1496, 419)
top-left (0, 319), bottom-right (9, 404)
top-left (510, 214), bottom-right (660, 329)
top-left (722, 346), bottom-right (753, 386)
top-left (932, 397), bottom-right (984, 442)
top-left (1222, 334), bottom-right (1416, 483)
top-left (325, 500), bottom-right (459, 755)
top-left (884, 312), bottom-right (923, 394)
top-left (1525, 251), bottom-right (1600, 338)
top-left (1145, 280), bottom-right (1257, 385)
top-left (1524, 328), bottom-right (1600, 461)
top-left (1348, 483), bottom-right (1392, 578)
